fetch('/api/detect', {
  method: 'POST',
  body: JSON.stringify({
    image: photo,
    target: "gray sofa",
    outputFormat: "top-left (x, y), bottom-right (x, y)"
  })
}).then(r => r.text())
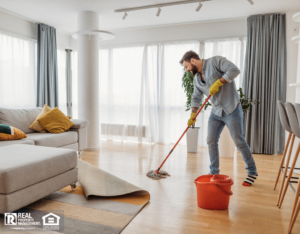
top-left (0, 107), bottom-right (88, 154)
top-left (0, 144), bottom-right (78, 213)
top-left (0, 107), bottom-right (86, 213)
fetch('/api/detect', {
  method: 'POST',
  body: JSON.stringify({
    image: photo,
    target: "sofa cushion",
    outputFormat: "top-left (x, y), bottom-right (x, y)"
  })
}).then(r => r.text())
top-left (0, 139), bottom-right (34, 147)
top-left (0, 107), bottom-right (42, 134)
top-left (0, 144), bottom-right (77, 194)
top-left (26, 132), bottom-right (78, 148)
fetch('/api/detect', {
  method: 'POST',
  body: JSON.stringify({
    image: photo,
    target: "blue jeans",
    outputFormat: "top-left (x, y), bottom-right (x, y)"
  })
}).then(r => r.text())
top-left (207, 104), bottom-right (257, 175)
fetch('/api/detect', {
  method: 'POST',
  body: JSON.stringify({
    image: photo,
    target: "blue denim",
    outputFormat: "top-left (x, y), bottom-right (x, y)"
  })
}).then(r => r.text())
top-left (191, 56), bottom-right (241, 117)
top-left (207, 104), bottom-right (258, 176)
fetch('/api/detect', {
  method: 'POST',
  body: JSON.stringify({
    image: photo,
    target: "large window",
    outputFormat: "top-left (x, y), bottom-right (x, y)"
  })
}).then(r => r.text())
top-left (158, 41), bottom-right (200, 144)
top-left (0, 32), bottom-right (36, 108)
top-left (204, 38), bottom-right (246, 88)
top-left (57, 49), bottom-right (67, 115)
top-left (72, 51), bottom-right (78, 119)
top-left (71, 37), bottom-right (246, 145)
top-left (99, 45), bottom-right (145, 140)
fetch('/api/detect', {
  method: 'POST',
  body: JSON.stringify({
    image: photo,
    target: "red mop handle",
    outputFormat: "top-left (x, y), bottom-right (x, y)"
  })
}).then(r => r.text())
top-left (156, 95), bottom-right (211, 173)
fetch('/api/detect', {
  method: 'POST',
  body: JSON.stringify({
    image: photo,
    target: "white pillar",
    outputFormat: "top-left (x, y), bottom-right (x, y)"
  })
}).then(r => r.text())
top-left (77, 11), bottom-right (100, 151)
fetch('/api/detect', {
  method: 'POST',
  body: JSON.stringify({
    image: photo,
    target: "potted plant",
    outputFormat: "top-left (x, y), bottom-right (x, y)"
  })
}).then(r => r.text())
top-left (182, 69), bottom-right (260, 155)
top-left (182, 70), bottom-right (202, 153)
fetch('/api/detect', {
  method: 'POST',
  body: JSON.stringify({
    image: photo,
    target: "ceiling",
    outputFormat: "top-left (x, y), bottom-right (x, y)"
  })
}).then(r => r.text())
top-left (0, 0), bottom-right (299, 35)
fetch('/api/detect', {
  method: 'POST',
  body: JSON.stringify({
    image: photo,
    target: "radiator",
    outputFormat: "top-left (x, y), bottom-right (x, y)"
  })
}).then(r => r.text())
top-left (101, 124), bottom-right (146, 137)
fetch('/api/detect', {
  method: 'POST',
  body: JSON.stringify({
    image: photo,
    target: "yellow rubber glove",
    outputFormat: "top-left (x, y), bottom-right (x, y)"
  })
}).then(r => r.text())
top-left (209, 79), bottom-right (224, 96)
top-left (187, 113), bottom-right (197, 127)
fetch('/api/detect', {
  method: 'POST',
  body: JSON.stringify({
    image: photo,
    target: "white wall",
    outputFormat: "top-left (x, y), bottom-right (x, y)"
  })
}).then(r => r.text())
top-left (286, 10), bottom-right (300, 170)
top-left (72, 18), bottom-right (247, 47)
top-left (286, 11), bottom-right (300, 104)
top-left (0, 9), bottom-right (72, 48)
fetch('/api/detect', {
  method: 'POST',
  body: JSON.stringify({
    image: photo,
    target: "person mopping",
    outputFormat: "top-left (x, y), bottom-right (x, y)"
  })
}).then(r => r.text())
top-left (180, 51), bottom-right (258, 186)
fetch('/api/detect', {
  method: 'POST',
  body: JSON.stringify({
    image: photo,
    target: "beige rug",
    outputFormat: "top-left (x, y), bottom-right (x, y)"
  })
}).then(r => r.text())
top-left (78, 159), bottom-right (149, 198)
top-left (1, 159), bottom-right (150, 234)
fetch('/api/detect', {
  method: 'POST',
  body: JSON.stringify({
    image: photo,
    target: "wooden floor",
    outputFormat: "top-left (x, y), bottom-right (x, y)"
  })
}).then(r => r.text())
top-left (80, 140), bottom-right (300, 234)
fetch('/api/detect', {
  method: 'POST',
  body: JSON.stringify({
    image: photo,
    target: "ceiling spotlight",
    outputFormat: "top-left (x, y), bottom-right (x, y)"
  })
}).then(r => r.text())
top-left (156, 7), bottom-right (161, 17)
top-left (122, 12), bottom-right (128, 20)
top-left (196, 2), bottom-right (203, 12)
top-left (247, 0), bottom-right (254, 5)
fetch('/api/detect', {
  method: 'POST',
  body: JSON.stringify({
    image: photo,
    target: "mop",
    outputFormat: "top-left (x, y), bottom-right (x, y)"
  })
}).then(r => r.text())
top-left (147, 95), bottom-right (211, 179)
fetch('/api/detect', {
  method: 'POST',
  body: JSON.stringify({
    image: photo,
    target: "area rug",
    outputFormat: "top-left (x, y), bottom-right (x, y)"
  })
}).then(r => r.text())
top-left (0, 159), bottom-right (150, 234)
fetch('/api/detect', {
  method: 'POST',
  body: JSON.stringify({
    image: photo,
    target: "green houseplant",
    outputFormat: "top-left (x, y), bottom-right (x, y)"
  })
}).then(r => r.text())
top-left (182, 70), bottom-right (260, 112)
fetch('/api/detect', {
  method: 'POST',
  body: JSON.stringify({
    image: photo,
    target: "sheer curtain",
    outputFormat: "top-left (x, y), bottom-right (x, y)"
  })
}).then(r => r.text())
top-left (143, 45), bottom-right (159, 142)
top-left (57, 48), bottom-right (67, 114)
top-left (158, 41), bottom-right (200, 145)
top-left (0, 31), bottom-right (36, 108)
top-left (99, 45), bottom-right (145, 141)
top-left (72, 51), bottom-right (78, 119)
top-left (204, 37), bottom-right (246, 88)
top-left (70, 38), bottom-right (246, 146)
top-left (199, 37), bottom-right (246, 146)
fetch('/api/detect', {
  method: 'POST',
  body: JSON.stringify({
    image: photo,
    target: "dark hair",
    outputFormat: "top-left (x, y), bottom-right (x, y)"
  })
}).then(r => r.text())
top-left (179, 50), bottom-right (200, 64)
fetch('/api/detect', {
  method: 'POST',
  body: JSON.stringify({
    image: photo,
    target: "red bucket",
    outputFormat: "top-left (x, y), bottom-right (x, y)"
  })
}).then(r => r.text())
top-left (194, 174), bottom-right (234, 210)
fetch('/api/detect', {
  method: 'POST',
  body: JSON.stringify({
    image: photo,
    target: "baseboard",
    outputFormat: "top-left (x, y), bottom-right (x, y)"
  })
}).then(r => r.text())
top-left (84, 146), bottom-right (100, 151)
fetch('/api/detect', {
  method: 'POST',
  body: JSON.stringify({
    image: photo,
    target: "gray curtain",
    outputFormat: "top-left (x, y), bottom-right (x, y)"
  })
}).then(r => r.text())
top-left (36, 23), bottom-right (58, 108)
top-left (243, 14), bottom-right (287, 155)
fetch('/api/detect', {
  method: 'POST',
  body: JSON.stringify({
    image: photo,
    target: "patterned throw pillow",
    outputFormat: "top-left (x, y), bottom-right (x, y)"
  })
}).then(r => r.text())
top-left (0, 124), bottom-right (27, 140)
top-left (29, 104), bottom-right (52, 133)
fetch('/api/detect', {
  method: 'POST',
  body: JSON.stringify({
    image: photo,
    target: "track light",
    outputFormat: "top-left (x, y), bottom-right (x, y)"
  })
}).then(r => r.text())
top-left (247, 0), bottom-right (254, 5)
top-left (115, 0), bottom-right (211, 19)
top-left (122, 12), bottom-right (128, 20)
top-left (156, 7), bottom-right (161, 17)
top-left (196, 2), bottom-right (203, 11)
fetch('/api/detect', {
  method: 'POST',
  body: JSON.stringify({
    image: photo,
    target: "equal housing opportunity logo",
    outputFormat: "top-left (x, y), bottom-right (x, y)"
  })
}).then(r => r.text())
top-left (42, 213), bottom-right (61, 230)
top-left (2, 211), bottom-right (63, 232)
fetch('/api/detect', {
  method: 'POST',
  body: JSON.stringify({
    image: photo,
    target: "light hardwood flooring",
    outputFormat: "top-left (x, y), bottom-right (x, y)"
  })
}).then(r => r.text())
top-left (80, 140), bottom-right (300, 234)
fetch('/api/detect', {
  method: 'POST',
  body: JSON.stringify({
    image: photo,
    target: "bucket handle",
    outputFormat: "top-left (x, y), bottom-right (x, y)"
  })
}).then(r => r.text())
top-left (215, 183), bottom-right (233, 196)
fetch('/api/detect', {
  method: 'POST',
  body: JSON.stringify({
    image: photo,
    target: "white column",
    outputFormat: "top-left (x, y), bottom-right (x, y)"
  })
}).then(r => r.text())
top-left (77, 11), bottom-right (100, 151)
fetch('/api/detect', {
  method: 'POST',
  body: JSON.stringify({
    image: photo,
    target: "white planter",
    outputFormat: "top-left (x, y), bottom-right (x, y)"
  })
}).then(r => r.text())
top-left (186, 127), bottom-right (201, 153)
top-left (219, 126), bottom-right (235, 158)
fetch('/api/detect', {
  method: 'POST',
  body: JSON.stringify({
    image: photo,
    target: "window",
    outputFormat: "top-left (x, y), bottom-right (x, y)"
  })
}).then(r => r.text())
top-left (0, 32), bottom-right (36, 108)
top-left (204, 38), bottom-right (247, 88)
top-left (99, 45), bottom-right (145, 140)
top-left (72, 51), bottom-right (78, 118)
top-left (71, 38), bottom-right (246, 145)
top-left (158, 41), bottom-right (200, 144)
top-left (57, 49), bottom-right (67, 115)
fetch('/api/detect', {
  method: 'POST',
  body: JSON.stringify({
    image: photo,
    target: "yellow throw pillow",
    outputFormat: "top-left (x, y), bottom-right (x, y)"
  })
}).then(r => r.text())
top-left (37, 107), bottom-right (74, 134)
top-left (29, 104), bottom-right (52, 133)
top-left (0, 124), bottom-right (27, 140)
